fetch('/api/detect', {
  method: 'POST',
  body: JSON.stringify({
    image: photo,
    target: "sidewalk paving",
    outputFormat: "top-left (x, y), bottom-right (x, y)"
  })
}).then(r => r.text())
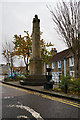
top-left (1, 81), bottom-right (80, 102)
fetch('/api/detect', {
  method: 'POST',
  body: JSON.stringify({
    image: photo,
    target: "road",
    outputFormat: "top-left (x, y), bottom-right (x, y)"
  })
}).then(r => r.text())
top-left (0, 82), bottom-right (80, 119)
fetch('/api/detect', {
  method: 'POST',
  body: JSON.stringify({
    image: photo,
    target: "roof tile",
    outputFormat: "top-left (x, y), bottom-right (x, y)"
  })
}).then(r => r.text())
top-left (49, 48), bottom-right (74, 62)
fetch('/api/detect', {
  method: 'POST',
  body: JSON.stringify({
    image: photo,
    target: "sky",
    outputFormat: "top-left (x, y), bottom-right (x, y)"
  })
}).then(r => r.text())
top-left (0, 0), bottom-right (67, 66)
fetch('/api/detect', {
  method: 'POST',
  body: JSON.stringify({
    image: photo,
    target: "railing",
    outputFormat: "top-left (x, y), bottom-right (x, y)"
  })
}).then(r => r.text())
top-left (52, 76), bottom-right (61, 84)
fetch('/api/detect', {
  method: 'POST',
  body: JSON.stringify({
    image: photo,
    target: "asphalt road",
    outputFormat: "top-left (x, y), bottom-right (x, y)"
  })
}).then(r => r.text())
top-left (0, 82), bottom-right (80, 119)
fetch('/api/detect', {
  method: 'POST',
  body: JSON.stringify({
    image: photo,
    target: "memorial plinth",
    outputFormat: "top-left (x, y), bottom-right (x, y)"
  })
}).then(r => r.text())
top-left (25, 15), bottom-right (46, 86)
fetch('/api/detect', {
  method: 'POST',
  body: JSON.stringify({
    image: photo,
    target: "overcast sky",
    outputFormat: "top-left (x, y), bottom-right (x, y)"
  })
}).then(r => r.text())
top-left (0, 0), bottom-right (67, 66)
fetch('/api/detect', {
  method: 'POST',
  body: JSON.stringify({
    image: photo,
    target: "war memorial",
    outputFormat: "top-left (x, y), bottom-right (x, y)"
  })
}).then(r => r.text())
top-left (25, 15), bottom-right (46, 85)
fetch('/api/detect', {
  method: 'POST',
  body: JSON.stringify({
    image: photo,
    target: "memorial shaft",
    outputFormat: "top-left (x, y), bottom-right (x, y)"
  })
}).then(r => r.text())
top-left (32, 15), bottom-right (41, 59)
top-left (30, 15), bottom-right (43, 75)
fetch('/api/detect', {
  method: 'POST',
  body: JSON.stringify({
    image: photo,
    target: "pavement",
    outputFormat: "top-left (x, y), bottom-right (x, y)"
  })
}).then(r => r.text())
top-left (1, 80), bottom-right (80, 102)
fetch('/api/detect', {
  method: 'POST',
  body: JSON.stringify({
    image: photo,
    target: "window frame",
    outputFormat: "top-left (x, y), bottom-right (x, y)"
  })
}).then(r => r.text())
top-left (58, 60), bottom-right (61, 68)
top-left (52, 62), bottom-right (55, 69)
top-left (69, 57), bottom-right (74, 67)
top-left (70, 71), bottom-right (75, 78)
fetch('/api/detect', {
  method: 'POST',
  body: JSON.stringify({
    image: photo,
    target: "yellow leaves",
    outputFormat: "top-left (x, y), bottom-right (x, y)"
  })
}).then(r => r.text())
top-left (41, 39), bottom-right (45, 45)
top-left (3, 50), bottom-right (6, 53)
top-left (13, 31), bottom-right (32, 59)
top-left (24, 31), bottom-right (28, 34)
top-left (49, 42), bottom-right (54, 46)
top-left (2, 48), bottom-right (15, 61)
top-left (2, 50), bottom-right (6, 56)
top-left (13, 30), bottom-right (54, 64)
top-left (40, 39), bottom-right (54, 63)
top-left (40, 31), bottom-right (43, 35)
top-left (2, 50), bottom-right (10, 57)
top-left (22, 40), bottom-right (26, 45)
top-left (46, 42), bottom-right (54, 47)
top-left (41, 39), bottom-right (53, 48)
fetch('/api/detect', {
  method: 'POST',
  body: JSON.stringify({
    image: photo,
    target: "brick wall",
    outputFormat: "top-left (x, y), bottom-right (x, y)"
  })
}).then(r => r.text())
top-left (47, 57), bottom-right (76, 82)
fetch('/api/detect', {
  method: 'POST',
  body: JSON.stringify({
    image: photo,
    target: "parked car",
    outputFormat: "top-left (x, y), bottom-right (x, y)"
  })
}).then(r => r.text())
top-left (8, 73), bottom-right (24, 78)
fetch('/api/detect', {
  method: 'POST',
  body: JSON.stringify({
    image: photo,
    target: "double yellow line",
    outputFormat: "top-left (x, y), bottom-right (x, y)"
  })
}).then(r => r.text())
top-left (0, 82), bottom-right (80, 108)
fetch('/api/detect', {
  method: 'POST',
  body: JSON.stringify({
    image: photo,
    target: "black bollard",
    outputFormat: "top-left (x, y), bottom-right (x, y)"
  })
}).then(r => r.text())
top-left (65, 82), bottom-right (68, 94)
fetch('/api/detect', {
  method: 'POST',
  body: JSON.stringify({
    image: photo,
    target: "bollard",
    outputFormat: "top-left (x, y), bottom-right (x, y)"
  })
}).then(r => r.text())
top-left (65, 82), bottom-right (68, 94)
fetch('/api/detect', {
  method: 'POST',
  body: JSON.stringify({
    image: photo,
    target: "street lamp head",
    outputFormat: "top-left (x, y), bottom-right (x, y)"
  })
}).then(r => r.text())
top-left (46, 68), bottom-right (52, 72)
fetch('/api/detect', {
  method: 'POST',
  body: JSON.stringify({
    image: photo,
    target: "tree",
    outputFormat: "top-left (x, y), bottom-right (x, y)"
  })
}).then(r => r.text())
top-left (13, 31), bottom-right (32, 75)
top-left (48, 0), bottom-right (80, 78)
top-left (13, 31), bottom-right (54, 75)
top-left (2, 41), bottom-right (16, 77)
top-left (41, 38), bottom-right (54, 64)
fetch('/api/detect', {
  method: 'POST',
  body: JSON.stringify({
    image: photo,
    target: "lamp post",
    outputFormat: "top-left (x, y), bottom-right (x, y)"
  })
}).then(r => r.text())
top-left (46, 68), bottom-right (52, 82)
top-left (26, 47), bottom-right (29, 75)
top-left (44, 67), bottom-right (54, 90)
top-left (7, 62), bottom-right (10, 76)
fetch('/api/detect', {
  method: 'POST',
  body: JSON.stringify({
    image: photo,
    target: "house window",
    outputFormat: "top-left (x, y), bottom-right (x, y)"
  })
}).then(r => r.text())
top-left (58, 61), bottom-right (61, 68)
top-left (53, 72), bottom-right (56, 82)
top-left (58, 72), bottom-right (62, 82)
top-left (70, 71), bottom-right (75, 77)
top-left (52, 62), bottom-right (55, 69)
top-left (69, 57), bottom-right (74, 67)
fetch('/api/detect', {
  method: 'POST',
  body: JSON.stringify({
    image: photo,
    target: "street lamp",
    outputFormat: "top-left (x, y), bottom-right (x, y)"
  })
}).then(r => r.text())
top-left (26, 47), bottom-right (30, 75)
top-left (46, 68), bottom-right (52, 82)
top-left (44, 67), bottom-right (54, 90)
top-left (7, 63), bottom-right (10, 76)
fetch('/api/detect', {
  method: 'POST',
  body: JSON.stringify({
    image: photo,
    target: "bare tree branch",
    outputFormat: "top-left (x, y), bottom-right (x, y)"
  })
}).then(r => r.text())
top-left (47, 0), bottom-right (80, 78)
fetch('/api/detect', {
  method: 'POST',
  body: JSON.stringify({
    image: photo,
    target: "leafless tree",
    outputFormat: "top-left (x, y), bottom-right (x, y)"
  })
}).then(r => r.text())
top-left (48, 0), bottom-right (80, 78)
top-left (2, 41), bottom-right (16, 76)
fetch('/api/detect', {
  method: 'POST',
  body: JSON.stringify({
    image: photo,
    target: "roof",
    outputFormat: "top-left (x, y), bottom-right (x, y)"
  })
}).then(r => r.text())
top-left (49, 48), bottom-right (74, 62)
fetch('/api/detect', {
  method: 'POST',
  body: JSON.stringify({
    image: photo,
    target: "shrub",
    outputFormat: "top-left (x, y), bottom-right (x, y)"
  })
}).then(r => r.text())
top-left (71, 78), bottom-right (80, 92)
top-left (60, 76), bottom-right (80, 93)
top-left (15, 75), bottom-right (26, 80)
top-left (4, 74), bottom-right (26, 81)
top-left (60, 75), bottom-right (72, 90)
top-left (53, 88), bottom-right (61, 92)
top-left (4, 76), bottom-right (15, 81)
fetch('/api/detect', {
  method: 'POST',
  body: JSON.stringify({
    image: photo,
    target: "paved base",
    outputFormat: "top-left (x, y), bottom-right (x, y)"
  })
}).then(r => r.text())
top-left (24, 75), bottom-right (47, 86)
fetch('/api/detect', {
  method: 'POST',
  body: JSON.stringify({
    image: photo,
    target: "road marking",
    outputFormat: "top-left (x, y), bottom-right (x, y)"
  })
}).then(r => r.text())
top-left (8, 104), bottom-right (44, 120)
top-left (42, 95), bottom-right (80, 108)
top-left (3, 96), bottom-right (14, 99)
top-left (17, 115), bottom-right (28, 118)
top-left (1, 82), bottom-right (80, 108)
